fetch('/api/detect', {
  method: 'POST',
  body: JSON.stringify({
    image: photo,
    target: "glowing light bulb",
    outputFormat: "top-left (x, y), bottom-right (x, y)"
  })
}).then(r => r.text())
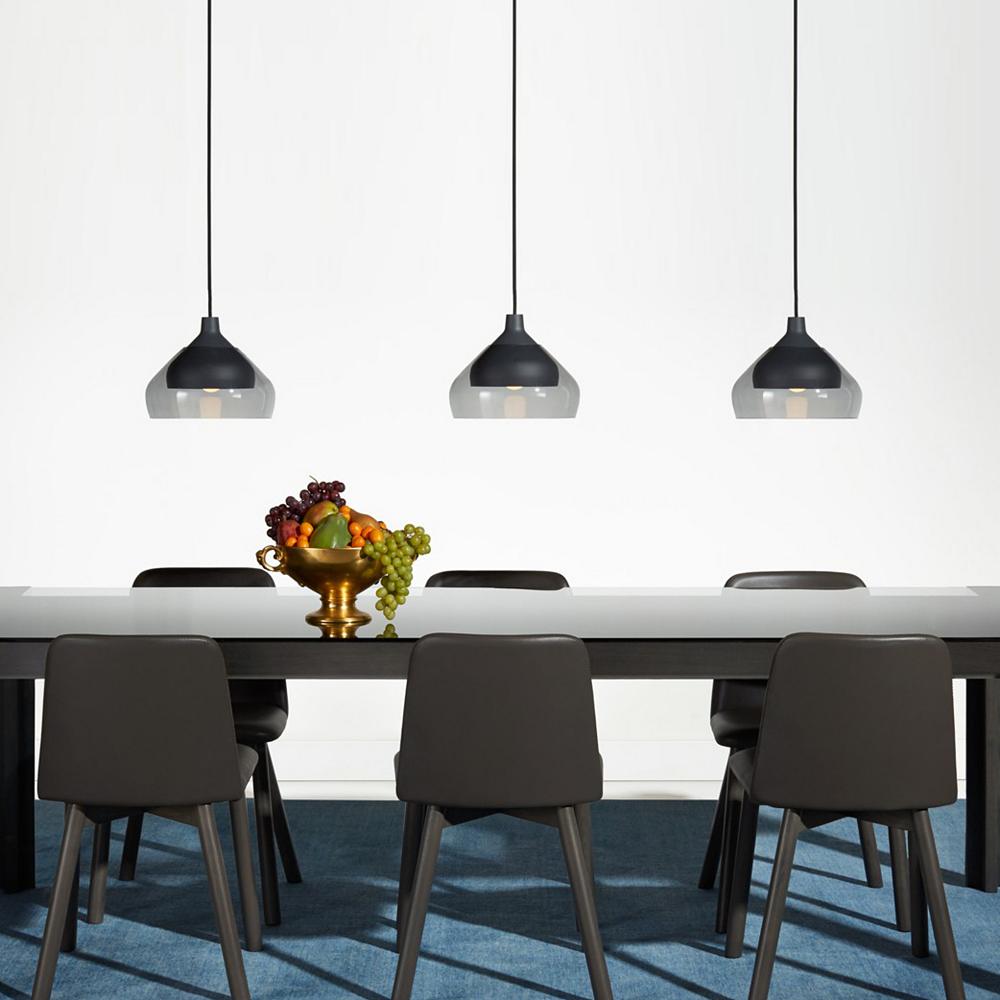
top-left (503, 392), bottom-right (528, 418)
top-left (506, 386), bottom-right (523, 391)
top-left (785, 392), bottom-right (808, 419)
top-left (199, 390), bottom-right (223, 418)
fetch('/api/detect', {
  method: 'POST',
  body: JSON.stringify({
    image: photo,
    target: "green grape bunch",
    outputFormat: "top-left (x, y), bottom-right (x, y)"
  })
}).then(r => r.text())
top-left (363, 524), bottom-right (431, 623)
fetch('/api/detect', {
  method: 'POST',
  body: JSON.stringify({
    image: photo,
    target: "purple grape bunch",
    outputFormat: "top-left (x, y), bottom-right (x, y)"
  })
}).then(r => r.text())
top-left (264, 479), bottom-right (346, 540)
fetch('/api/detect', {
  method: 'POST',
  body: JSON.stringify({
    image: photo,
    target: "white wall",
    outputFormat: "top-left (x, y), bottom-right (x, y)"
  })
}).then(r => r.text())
top-left (2, 0), bottom-right (998, 798)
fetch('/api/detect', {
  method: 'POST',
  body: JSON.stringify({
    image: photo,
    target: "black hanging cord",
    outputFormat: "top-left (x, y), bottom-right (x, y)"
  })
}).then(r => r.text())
top-left (511, 0), bottom-right (518, 315)
top-left (792, 0), bottom-right (799, 317)
top-left (206, 0), bottom-right (214, 317)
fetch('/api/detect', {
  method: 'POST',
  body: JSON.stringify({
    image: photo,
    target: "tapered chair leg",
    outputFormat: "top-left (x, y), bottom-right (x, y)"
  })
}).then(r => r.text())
top-left (912, 810), bottom-right (966, 1000)
top-left (229, 798), bottom-right (263, 952)
top-left (572, 802), bottom-right (597, 936)
top-left (888, 825), bottom-right (910, 932)
top-left (87, 821), bottom-right (110, 924)
top-left (715, 765), bottom-right (739, 934)
top-left (910, 829), bottom-right (929, 958)
top-left (858, 820), bottom-right (883, 888)
top-left (558, 806), bottom-right (614, 1000)
top-left (574, 802), bottom-right (596, 890)
top-left (392, 805), bottom-right (445, 1000)
top-left (34, 804), bottom-right (86, 1000)
top-left (59, 809), bottom-right (81, 956)
top-left (699, 758), bottom-right (730, 890)
top-left (396, 801), bottom-right (427, 953)
top-left (119, 813), bottom-right (143, 881)
top-left (265, 747), bottom-right (302, 885)
top-left (196, 804), bottom-right (251, 1000)
top-left (251, 745), bottom-right (281, 927)
top-left (748, 809), bottom-right (803, 1000)
top-left (725, 790), bottom-right (760, 959)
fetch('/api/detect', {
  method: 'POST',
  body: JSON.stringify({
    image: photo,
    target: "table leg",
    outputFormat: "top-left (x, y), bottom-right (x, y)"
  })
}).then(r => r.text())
top-left (965, 678), bottom-right (999, 892)
top-left (0, 679), bottom-right (35, 892)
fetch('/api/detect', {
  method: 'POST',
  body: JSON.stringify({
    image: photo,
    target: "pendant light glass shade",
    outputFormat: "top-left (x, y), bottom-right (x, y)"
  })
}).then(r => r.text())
top-left (450, 314), bottom-right (579, 418)
top-left (146, 0), bottom-right (273, 419)
top-left (146, 317), bottom-right (275, 418)
top-left (450, 0), bottom-right (579, 419)
top-left (732, 316), bottom-right (861, 419)
top-left (731, 0), bottom-right (860, 419)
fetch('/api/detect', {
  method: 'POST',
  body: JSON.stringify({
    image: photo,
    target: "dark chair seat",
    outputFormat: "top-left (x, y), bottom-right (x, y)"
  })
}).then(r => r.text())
top-left (728, 747), bottom-right (755, 790)
top-left (236, 745), bottom-right (260, 785)
top-left (710, 708), bottom-right (762, 750)
top-left (394, 750), bottom-right (605, 784)
top-left (233, 704), bottom-right (288, 745)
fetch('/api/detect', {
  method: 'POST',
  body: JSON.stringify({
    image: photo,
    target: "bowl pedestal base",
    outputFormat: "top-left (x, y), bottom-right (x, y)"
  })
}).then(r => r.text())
top-left (306, 601), bottom-right (372, 639)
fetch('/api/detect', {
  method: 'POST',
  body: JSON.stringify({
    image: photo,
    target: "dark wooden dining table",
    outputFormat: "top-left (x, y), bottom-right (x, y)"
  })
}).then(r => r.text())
top-left (1, 583), bottom-right (998, 895)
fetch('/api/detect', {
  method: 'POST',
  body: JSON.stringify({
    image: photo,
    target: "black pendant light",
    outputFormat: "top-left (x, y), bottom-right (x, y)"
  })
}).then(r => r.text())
top-left (147, 0), bottom-right (274, 419)
top-left (449, 0), bottom-right (579, 419)
top-left (732, 0), bottom-right (860, 419)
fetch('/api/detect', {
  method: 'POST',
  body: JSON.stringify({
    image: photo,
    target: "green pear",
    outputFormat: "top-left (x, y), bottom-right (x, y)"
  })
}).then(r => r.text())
top-left (311, 513), bottom-right (352, 549)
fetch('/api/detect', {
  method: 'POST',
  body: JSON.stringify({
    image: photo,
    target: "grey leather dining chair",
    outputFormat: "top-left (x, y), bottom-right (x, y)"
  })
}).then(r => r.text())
top-left (119, 566), bottom-right (300, 927)
top-left (34, 635), bottom-right (260, 1000)
top-left (700, 571), bottom-right (910, 934)
top-left (391, 633), bottom-right (612, 1000)
top-left (721, 633), bottom-right (963, 1000)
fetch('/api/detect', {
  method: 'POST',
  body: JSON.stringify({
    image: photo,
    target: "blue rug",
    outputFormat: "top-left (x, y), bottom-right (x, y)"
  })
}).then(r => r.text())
top-left (0, 801), bottom-right (997, 998)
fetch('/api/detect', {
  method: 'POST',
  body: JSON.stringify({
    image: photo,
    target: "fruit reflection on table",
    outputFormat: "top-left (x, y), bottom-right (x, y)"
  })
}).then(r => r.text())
top-left (258, 478), bottom-right (430, 636)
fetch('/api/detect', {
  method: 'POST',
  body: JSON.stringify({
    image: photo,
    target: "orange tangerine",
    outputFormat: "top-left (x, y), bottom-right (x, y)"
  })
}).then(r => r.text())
top-left (300, 522), bottom-right (314, 537)
top-left (349, 522), bottom-right (363, 537)
top-left (349, 535), bottom-right (365, 548)
top-left (369, 527), bottom-right (384, 543)
top-left (296, 536), bottom-right (310, 547)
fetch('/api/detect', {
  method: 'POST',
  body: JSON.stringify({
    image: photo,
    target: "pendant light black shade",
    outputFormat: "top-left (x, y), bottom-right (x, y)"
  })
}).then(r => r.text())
top-left (751, 317), bottom-right (841, 389)
top-left (732, 0), bottom-right (860, 419)
top-left (146, 0), bottom-right (273, 419)
top-left (469, 314), bottom-right (559, 387)
top-left (449, 0), bottom-right (579, 419)
top-left (165, 317), bottom-right (255, 389)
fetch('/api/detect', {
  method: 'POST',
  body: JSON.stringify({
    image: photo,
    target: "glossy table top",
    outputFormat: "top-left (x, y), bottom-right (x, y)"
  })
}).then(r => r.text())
top-left (3, 585), bottom-right (1000, 641)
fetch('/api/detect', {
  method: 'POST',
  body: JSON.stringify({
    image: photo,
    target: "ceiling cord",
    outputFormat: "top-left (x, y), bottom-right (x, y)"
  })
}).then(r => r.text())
top-left (792, 0), bottom-right (799, 318)
top-left (511, 0), bottom-right (518, 316)
top-left (207, 0), bottom-right (214, 318)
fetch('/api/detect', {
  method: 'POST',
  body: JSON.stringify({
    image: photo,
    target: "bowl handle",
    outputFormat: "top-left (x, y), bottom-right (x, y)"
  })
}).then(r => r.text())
top-left (256, 545), bottom-right (287, 574)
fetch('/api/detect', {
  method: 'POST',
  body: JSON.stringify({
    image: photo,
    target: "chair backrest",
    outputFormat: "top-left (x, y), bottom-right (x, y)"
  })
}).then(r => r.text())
top-left (724, 571), bottom-right (866, 592)
top-left (711, 570), bottom-right (867, 718)
top-left (396, 634), bottom-right (601, 809)
top-left (425, 570), bottom-right (569, 591)
top-left (133, 566), bottom-right (275, 589)
top-left (751, 633), bottom-right (957, 812)
top-left (39, 635), bottom-right (247, 807)
top-left (132, 566), bottom-right (285, 711)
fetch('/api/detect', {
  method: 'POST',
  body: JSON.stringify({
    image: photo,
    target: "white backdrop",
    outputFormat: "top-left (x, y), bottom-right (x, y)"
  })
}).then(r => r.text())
top-left (2, 0), bottom-right (997, 796)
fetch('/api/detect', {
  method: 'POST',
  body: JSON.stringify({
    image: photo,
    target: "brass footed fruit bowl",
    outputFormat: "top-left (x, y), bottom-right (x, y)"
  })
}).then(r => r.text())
top-left (256, 544), bottom-right (383, 638)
